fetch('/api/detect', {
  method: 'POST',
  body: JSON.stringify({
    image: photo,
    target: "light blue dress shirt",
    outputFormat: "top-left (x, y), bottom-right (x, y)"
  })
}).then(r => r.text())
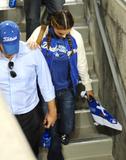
top-left (0, 41), bottom-right (55, 115)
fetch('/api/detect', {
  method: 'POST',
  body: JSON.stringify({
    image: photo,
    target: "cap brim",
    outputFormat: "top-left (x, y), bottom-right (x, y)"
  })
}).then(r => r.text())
top-left (3, 40), bottom-right (19, 54)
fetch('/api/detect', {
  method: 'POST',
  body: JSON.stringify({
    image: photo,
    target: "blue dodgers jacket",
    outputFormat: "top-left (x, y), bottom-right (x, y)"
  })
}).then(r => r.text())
top-left (28, 26), bottom-right (92, 92)
top-left (40, 27), bottom-right (79, 93)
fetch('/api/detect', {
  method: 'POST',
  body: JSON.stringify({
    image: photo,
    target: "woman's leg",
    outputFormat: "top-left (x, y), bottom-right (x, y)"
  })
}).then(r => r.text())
top-left (45, 0), bottom-right (65, 21)
top-left (42, 101), bottom-right (64, 160)
top-left (24, 0), bottom-right (41, 39)
top-left (57, 89), bottom-right (75, 135)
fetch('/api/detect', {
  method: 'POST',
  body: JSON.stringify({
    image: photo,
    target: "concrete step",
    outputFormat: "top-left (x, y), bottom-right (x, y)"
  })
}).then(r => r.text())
top-left (71, 126), bottom-right (113, 145)
top-left (0, 6), bottom-right (24, 23)
top-left (74, 109), bottom-right (115, 131)
top-left (86, 49), bottom-right (94, 73)
top-left (0, 0), bottom-right (25, 22)
top-left (3, 0), bottom-right (86, 26)
top-left (65, 0), bottom-right (83, 2)
top-left (74, 25), bottom-right (89, 47)
top-left (90, 72), bottom-right (99, 98)
top-left (16, 0), bottom-right (24, 7)
top-left (64, 0), bottom-right (86, 24)
top-left (75, 109), bottom-right (96, 129)
top-left (38, 109), bottom-right (113, 160)
top-left (38, 152), bottom-right (113, 160)
top-left (63, 155), bottom-right (114, 160)
top-left (17, 0), bottom-right (90, 44)
top-left (0, 0), bottom-right (46, 31)
top-left (1, 0), bottom-right (87, 31)
top-left (20, 32), bottom-right (26, 41)
top-left (63, 137), bottom-right (112, 160)
top-left (39, 134), bottom-right (112, 160)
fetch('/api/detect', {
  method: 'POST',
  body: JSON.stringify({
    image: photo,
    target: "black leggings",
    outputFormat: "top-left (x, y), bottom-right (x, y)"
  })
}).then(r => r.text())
top-left (15, 104), bottom-right (41, 157)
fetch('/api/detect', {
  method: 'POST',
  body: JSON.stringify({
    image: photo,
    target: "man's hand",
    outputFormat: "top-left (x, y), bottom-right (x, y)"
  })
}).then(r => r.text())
top-left (43, 99), bottom-right (57, 128)
top-left (43, 111), bottom-right (57, 128)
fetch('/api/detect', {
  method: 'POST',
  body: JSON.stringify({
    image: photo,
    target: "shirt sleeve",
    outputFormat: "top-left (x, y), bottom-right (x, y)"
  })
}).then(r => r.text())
top-left (33, 48), bottom-right (55, 102)
top-left (71, 29), bottom-right (92, 91)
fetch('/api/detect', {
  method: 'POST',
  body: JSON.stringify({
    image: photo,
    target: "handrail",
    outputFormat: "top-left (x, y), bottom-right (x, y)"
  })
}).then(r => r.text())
top-left (0, 93), bottom-right (36, 160)
top-left (93, 0), bottom-right (126, 116)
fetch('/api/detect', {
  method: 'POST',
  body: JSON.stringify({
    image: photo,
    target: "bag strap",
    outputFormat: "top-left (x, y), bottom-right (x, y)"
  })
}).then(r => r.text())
top-left (36, 25), bottom-right (47, 45)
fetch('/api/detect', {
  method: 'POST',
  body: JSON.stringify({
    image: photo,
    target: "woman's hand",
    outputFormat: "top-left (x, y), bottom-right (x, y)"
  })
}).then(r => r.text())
top-left (27, 38), bottom-right (40, 49)
top-left (87, 90), bottom-right (94, 98)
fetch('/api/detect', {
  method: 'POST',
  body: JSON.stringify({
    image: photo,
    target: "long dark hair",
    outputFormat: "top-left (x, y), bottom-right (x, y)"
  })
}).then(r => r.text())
top-left (46, 9), bottom-right (74, 55)
top-left (50, 9), bottom-right (74, 29)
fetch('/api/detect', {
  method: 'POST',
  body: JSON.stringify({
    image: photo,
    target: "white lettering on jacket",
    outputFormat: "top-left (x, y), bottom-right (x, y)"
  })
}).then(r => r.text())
top-left (41, 41), bottom-right (77, 55)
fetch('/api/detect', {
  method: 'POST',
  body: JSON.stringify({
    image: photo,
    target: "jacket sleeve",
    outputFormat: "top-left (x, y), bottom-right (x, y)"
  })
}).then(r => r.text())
top-left (71, 29), bottom-right (92, 91)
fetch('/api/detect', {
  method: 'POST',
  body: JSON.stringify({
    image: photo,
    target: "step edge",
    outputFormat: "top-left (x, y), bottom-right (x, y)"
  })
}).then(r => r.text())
top-left (65, 154), bottom-right (113, 160)
top-left (66, 137), bottom-right (112, 146)
top-left (64, 2), bottom-right (84, 5)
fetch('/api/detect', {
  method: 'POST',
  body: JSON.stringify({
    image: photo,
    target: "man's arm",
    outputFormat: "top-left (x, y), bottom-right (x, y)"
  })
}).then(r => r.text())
top-left (43, 99), bottom-right (57, 128)
top-left (34, 48), bottom-right (57, 127)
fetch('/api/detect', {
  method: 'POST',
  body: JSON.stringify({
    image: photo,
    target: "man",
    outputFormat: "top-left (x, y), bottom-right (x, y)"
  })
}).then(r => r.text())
top-left (24, 0), bottom-right (65, 39)
top-left (0, 20), bottom-right (57, 157)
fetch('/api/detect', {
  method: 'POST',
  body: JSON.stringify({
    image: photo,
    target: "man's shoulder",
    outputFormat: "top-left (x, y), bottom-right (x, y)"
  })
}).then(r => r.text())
top-left (19, 41), bottom-right (30, 53)
top-left (19, 41), bottom-right (41, 55)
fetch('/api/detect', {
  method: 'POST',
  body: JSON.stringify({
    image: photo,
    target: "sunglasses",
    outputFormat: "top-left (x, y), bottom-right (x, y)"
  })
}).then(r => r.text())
top-left (8, 61), bottom-right (17, 78)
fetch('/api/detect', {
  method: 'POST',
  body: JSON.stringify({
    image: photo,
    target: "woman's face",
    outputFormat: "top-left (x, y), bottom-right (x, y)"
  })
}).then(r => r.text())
top-left (53, 27), bottom-right (71, 38)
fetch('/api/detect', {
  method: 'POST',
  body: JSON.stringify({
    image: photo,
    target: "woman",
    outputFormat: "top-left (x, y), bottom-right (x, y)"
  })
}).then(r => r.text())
top-left (27, 9), bottom-right (94, 160)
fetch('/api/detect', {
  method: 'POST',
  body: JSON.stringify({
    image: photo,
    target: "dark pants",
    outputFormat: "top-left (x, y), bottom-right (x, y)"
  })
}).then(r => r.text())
top-left (15, 104), bottom-right (41, 157)
top-left (56, 88), bottom-right (75, 135)
top-left (42, 88), bottom-right (75, 160)
top-left (45, 0), bottom-right (65, 14)
top-left (24, 0), bottom-right (65, 39)
top-left (48, 124), bottom-right (64, 160)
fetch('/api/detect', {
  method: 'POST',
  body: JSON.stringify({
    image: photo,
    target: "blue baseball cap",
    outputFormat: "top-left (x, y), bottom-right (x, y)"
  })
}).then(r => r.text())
top-left (0, 20), bottom-right (20, 55)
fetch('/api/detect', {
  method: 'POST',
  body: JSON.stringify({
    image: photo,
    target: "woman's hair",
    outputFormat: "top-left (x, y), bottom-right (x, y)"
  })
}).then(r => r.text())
top-left (46, 9), bottom-right (74, 54)
top-left (50, 9), bottom-right (74, 29)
